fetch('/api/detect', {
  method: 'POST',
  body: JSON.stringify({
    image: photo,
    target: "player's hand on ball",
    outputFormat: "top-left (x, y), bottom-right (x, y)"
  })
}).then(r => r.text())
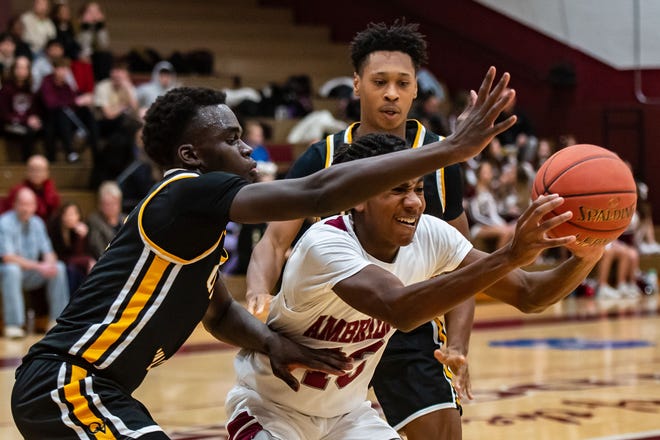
top-left (434, 347), bottom-right (473, 401)
top-left (507, 193), bottom-right (576, 267)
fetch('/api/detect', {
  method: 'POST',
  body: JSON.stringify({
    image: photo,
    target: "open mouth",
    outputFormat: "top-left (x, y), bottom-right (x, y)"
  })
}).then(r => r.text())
top-left (395, 216), bottom-right (417, 226)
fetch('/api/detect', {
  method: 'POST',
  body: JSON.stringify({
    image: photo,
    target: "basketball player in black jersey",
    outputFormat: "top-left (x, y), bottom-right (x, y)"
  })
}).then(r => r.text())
top-left (245, 21), bottom-right (475, 439)
top-left (12, 73), bottom-right (516, 438)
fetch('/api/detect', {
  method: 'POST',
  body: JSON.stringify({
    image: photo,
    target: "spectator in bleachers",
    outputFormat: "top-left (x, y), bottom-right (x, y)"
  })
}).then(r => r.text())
top-left (49, 1), bottom-right (80, 60)
top-left (0, 187), bottom-right (69, 339)
top-left (31, 38), bottom-right (76, 92)
top-left (243, 120), bottom-right (271, 163)
top-left (2, 154), bottom-right (60, 221)
top-left (94, 59), bottom-right (139, 139)
top-left (496, 162), bottom-right (531, 222)
top-left (38, 56), bottom-right (98, 163)
top-left (77, 1), bottom-right (112, 80)
top-left (19, 0), bottom-right (56, 56)
top-left (6, 15), bottom-right (34, 60)
top-left (636, 182), bottom-right (660, 255)
top-left (467, 161), bottom-right (515, 250)
top-left (596, 239), bottom-right (641, 299)
top-left (0, 32), bottom-right (17, 80)
top-left (48, 201), bottom-right (95, 295)
top-left (0, 56), bottom-right (43, 162)
top-left (410, 90), bottom-right (450, 136)
top-left (116, 109), bottom-right (161, 211)
top-left (87, 181), bottom-right (126, 259)
top-left (136, 61), bottom-right (178, 111)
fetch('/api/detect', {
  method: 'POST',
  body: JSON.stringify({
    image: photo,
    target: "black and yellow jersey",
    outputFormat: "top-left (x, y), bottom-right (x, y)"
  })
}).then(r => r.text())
top-left (288, 119), bottom-right (464, 221)
top-left (23, 169), bottom-right (248, 392)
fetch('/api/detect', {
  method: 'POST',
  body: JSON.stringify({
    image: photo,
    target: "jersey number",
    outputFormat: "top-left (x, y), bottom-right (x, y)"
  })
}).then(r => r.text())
top-left (301, 340), bottom-right (384, 390)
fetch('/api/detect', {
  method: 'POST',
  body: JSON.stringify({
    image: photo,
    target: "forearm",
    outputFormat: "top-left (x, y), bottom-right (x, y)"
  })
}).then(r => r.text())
top-left (2, 254), bottom-right (39, 270)
top-left (246, 235), bottom-right (288, 298)
top-left (203, 298), bottom-right (276, 353)
top-left (517, 254), bottom-right (600, 312)
top-left (444, 297), bottom-right (475, 355)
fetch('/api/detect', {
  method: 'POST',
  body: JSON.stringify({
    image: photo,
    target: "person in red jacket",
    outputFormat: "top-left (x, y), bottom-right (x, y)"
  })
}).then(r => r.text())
top-left (2, 154), bottom-right (61, 222)
top-left (38, 56), bottom-right (98, 163)
top-left (0, 55), bottom-right (43, 161)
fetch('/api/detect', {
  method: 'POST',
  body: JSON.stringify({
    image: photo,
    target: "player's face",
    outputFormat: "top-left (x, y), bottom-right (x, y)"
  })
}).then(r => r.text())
top-left (355, 177), bottom-right (425, 259)
top-left (354, 51), bottom-right (417, 133)
top-left (189, 104), bottom-right (258, 182)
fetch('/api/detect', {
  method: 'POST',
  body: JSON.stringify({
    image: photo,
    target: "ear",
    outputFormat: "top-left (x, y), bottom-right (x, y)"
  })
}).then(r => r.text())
top-left (353, 202), bottom-right (366, 213)
top-left (353, 72), bottom-right (360, 97)
top-left (177, 144), bottom-right (201, 168)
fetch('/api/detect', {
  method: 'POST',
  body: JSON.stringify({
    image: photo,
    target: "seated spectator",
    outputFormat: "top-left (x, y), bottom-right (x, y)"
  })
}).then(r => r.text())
top-left (633, 176), bottom-right (660, 255)
top-left (38, 56), bottom-right (98, 163)
top-left (20, 0), bottom-right (56, 56)
top-left (409, 90), bottom-right (450, 136)
top-left (87, 181), bottom-right (126, 259)
top-left (234, 161), bottom-right (278, 274)
top-left (596, 239), bottom-right (641, 299)
top-left (136, 61), bottom-right (178, 111)
top-left (1, 154), bottom-right (60, 221)
top-left (49, 1), bottom-right (80, 60)
top-left (48, 201), bottom-right (95, 295)
top-left (93, 59), bottom-right (139, 170)
top-left (76, 1), bottom-right (112, 80)
top-left (31, 38), bottom-right (76, 92)
top-left (0, 56), bottom-right (43, 162)
top-left (467, 161), bottom-right (515, 250)
top-left (0, 32), bottom-right (17, 79)
top-left (243, 120), bottom-right (271, 162)
top-left (0, 187), bottom-right (69, 338)
top-left (116, 110), bottom-right (161, 212)
top-left (6, 15), bottom-right (34, 60)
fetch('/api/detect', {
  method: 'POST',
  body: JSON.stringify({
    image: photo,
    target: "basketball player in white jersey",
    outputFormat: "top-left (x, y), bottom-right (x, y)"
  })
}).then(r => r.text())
top-left (225, 133), bottom-right (605, 440)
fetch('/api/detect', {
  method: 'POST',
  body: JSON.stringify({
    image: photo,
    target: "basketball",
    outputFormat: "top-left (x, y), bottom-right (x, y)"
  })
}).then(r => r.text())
top-left (531, 144), bottom-right (637, 246)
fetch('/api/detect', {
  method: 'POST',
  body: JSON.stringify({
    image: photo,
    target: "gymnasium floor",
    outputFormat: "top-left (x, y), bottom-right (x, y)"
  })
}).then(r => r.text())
top-left (2, 295), bottom-right (659, 439)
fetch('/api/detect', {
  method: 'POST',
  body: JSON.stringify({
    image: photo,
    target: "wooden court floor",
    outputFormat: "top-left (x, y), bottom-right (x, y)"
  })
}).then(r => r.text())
top-left (2, 296), bottom-right (659, 439)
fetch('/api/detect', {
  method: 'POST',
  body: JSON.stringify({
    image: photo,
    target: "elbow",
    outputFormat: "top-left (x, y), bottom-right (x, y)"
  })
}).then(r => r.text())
top-left (378, 299), bottom-right (420, 333)
top-left (516, 300), bottom-right (548, 314)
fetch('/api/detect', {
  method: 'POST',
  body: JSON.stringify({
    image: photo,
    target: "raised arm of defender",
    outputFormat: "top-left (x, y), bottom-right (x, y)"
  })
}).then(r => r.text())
top-left (229, 67), bottom-right (516, 224)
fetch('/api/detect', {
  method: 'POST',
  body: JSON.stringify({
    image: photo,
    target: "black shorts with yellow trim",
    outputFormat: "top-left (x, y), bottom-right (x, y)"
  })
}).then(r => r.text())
top-left (12, 358), bottom-right (169, 439)
top-left (371, 320), bottom-right (461, 431)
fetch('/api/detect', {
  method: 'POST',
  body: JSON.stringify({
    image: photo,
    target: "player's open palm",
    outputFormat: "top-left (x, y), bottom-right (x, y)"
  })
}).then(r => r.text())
top-left (434, 347), bottom-right (473, 401)
top-left (447, 66), bottom-right (518, 160)
top-left (507, 194), bottom-right (576, 267)
top-left (266, 334), bottom-right (353, 391)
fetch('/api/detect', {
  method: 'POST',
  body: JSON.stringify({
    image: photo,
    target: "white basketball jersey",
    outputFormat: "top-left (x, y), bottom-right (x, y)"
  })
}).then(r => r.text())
top-left (232, 214), bottom-right (472, 418)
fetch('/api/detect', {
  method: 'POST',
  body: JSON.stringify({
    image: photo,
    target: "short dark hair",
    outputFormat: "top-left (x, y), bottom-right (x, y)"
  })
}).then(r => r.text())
top-left (334, 133), bottom-right (408, 164)
top-left (350, 20), bottom-right (428, 75)
top-left (142, 87), bottom-right (227, 167)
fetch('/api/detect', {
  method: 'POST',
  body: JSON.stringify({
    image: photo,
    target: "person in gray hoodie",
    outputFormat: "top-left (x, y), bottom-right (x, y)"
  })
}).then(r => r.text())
top-left (136, 61), bottom-right (178, 111)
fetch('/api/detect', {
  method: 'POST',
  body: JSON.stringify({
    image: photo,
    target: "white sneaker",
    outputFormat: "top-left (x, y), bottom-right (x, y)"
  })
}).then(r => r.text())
top-left (619, 282), bottom-right (641, 298)
top-left (597, 284), bottom-right (623, 299)
top-left (4, 325), bottom-right (26, 339)
top-left (639, 242), bottom-right (660, 255)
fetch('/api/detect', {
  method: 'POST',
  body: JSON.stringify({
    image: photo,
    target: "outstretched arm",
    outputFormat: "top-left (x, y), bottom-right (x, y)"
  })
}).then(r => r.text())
top-left (203, 274), bottom-right (352, 391)
top-left (245, 218), bottom-right (303, 315)
top-left (229, 67), bottom-right (517, 224)
top-left (332, 195), bottom-right (576, 331)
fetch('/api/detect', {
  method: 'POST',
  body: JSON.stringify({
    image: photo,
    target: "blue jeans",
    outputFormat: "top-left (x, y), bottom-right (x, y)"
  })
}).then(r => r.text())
top-left (0, 262), bottom-right (69, 327)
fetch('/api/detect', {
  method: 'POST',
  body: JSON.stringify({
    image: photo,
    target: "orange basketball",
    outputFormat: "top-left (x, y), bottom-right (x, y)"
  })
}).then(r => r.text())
top-left (531, 144), bottom-right (637, 247)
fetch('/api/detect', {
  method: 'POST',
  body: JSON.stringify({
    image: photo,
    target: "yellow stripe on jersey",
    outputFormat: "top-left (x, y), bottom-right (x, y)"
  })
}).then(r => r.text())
top-left (438, 167), bottom-right (446, 213)
top-left (82, 256), bottom-right (170, 364)
top-left (410, 119), bottom-right (424, 148)
top-left (138, 173), bottom-right (224, 265)
top-left (324, 135), bottom-right (333, 169)
top-left (63, 365), bottom-right (116, 439)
